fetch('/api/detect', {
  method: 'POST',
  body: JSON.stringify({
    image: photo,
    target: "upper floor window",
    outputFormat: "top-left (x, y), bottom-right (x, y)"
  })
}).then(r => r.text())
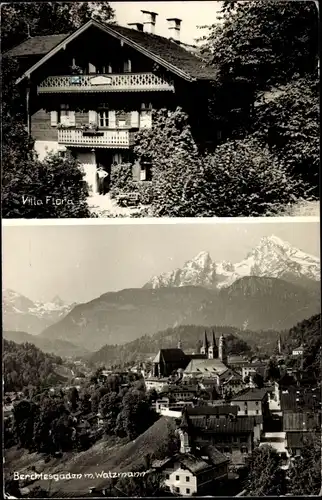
top-left (98, 111), bottom-right (109, 128)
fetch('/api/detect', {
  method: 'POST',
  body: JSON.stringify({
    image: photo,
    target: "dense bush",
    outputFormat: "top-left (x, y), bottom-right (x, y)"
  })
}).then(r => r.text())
top-left (110, 162), bottom-right (153, 206)
top-left (2, 152), bottom-right (91, 218)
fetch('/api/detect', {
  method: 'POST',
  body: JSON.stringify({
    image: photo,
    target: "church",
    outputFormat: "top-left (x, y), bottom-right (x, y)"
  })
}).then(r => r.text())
top-left (183, 332), bottom-right (238, 384)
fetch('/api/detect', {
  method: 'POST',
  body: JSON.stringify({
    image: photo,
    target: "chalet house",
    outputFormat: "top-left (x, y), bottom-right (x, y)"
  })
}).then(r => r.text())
top-left (152, 411), bottom-right (229, 496)
top-left (7, 12), bottom-right (218, 194)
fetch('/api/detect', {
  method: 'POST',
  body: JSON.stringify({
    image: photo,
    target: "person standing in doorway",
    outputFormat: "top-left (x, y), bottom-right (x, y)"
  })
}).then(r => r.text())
top-left (96, 166), bottom-right (108, 195)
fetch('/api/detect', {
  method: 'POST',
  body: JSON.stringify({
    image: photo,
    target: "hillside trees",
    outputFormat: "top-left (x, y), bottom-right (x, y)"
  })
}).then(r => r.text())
top-left (287, 432), bottom-right (321, 495)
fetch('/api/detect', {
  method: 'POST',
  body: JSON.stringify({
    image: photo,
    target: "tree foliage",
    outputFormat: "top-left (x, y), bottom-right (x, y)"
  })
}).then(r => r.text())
top-left (1, 2), bottom-right (115, 52)
top-left (287, 432), bottom-right (321, 495)
top-left (247, 445), bottom-right (286, 496)
top-left (3, 340), bottom-right (63, 392)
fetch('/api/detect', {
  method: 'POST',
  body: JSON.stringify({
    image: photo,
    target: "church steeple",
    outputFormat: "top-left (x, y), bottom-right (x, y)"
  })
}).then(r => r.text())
top-left (208, 330), bottom-right (218, 359)
top-left (200, 331), bottom-right (209, 356)
top-left (219, 334), bottom-right (227, 365)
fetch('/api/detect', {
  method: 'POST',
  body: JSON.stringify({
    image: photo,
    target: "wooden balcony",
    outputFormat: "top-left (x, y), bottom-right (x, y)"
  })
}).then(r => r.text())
top-left (38, 72), bottom-right (175, 93)
top-left (57, 128), bottom-right (135, 148)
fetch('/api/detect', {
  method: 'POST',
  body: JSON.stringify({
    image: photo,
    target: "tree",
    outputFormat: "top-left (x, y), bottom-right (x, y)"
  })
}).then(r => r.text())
top-left (1, 2), bottom-right (115, 52)
top-left (116, 389), bottom-right (157, 440)
top-left (264, 358), bottom-right (281, 382)
top-left (13, 400), bottom-right (39, 450)
top-left (68, 387), bottom-right (79, 412)
top-left (287, 433), bottom-right (321, 495)
top-left (247, 445), bottom-right (286, 496)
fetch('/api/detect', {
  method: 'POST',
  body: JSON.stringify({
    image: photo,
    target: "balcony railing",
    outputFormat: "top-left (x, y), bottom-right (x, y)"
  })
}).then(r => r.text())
top-left (38, 72), bottom-right (175, 93)
top-left (57, 128), bottom-right (135, 148)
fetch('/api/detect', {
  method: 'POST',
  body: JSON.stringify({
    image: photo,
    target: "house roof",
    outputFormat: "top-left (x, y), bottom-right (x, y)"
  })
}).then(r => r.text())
top-left (184, 358), bottom-right (228, 376)
top-left (190, 416), bottom-right (256, 434)
top-left (286, 432), bottom-right (307, 449)
top-left (187, 405), bottom-right (238, 416)
top-left (5, 33), bottom-right (70, 57)
top-left (10, 19), bottom-right (218, 84)
top-left (161, 384), bottom-right (198, 394)
top-left (153, 348), bottom-right (187, 364)
top-left (152, 447), bottom-right (228, 474)
top-left (283, 412), bottom-right (320, 432)
top-left (280, 391), bottom-right (318, 412)
top-left (232, 388), bottom-right (268, 402)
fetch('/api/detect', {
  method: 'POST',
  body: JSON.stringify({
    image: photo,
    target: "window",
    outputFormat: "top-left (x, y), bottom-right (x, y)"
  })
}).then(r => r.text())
top-left (176, 475), bottom-right (180, 481)
top-left (244, 402), bottom-right (248, 405)
top-left (241, 446), bottom-right (248, 454)
top-left (175, 487), bottom-right (180, 493)
top-left (165, 474), bottom-right (170, 479)
top-left (140, 161), bottom-right (152, 181)
top-left (186, 477), bottom-right (190, 482)
top-left (255, 401), bottom-right (259, 406)
top-left (244, 409), bottom-right (248, 415)
top-left (98, 111), bottom-right (109, 128)
top-left (186, 489), bottom-right (190, 494)
top-left (124, 59), bottom-right (132, 72)
top-left (256, 409), bottom-right (259, 415)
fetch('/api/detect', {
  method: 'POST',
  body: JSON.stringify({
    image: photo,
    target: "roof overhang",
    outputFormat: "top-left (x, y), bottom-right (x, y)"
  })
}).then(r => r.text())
top-left (16, 19), bottom-right (195, 85)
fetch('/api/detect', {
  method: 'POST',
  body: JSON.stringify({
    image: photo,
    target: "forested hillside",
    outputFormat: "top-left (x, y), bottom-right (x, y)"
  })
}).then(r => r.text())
top-left (3, 340), bottom-right (64, 392)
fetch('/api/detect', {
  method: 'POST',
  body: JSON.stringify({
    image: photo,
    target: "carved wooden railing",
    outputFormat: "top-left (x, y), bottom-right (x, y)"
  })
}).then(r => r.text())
top-left (38, 72), bottom-right (175, 93)
top-left (57, 128), bottom-right (135, 148)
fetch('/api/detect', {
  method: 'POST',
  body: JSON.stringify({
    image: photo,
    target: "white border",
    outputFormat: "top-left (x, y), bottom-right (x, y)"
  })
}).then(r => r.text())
top-left (2, 216), bottom-right (320, 226)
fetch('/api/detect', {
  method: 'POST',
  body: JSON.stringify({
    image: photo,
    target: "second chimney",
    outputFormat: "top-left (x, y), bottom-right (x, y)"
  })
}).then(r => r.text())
top-left (141, 10), bottom-right (158, 34)
top-left (167, 18), bottom-right (182, 42)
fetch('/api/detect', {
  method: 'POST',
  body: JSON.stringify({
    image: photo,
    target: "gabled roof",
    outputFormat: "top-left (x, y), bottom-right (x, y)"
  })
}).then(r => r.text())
top-left (152, 447), bottom-right (228, 474)
top-left (12, 19), bottom-right (218, 84)
top-left (187, 405), bottom-right (238, 416)
top-left (232, 388), bottom-right (268, 401)
top-left (283, 412), bottom-right (320, 432)
top-left (153, 348), bottom-right (187, 364)
top-left (191, 416), bottom-right (256, 434)
top-left (5, 33), bottom-right (70, 57)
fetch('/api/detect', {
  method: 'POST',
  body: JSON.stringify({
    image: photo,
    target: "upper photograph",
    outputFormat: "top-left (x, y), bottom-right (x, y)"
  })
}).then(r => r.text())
top-left (2, 1), bottom-right (319, 218)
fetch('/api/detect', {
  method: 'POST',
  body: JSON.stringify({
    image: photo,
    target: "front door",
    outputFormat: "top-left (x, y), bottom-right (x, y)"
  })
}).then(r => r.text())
top-left (95, 150), bottom-right (112, 194)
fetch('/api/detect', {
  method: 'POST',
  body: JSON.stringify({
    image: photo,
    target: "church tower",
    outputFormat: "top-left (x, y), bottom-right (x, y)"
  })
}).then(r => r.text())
top-left (200, 331), bottom-right (209, 357)
top-left (208, 330), bottom-right (218, 359)
top-left (277, 336), bottom-right (282, 355)
top-left (178, 407), bottom-right (191, 454)
top-left (219, 334), bottom-right (227, 365)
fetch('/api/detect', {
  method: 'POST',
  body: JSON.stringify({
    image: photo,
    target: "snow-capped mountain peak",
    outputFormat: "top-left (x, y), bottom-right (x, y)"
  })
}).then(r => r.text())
top-left (143, 236), bottom-right (320, 290)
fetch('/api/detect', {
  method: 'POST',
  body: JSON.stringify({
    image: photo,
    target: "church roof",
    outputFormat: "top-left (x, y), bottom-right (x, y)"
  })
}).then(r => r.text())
top-left (152, 348), bottom-right (187, 364)
top-left (184, 358), bottom-right (228, 376)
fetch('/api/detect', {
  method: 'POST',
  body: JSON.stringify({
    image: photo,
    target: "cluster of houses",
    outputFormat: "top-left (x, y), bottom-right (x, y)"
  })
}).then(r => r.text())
top-left (141, 332), bottom-right (321, 496)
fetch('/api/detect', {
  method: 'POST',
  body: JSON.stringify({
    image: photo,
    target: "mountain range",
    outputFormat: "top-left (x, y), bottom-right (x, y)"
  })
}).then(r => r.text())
top-left (39, 276), bottom-right (320, 351)
top-left (2, 289), bottom-right (76, 334)
top-left (143, 235), bottom-right (320, 289)
top-left (3, 236), bottom-right (320, 353)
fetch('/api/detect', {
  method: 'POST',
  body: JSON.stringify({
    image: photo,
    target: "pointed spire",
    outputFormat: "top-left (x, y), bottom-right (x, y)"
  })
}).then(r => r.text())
top-left (203, 330), bottom-right (209, 349)
top-left (211, 330), bottom-right (217, 347)
top-left (180, 406), bottom-right (189, 430)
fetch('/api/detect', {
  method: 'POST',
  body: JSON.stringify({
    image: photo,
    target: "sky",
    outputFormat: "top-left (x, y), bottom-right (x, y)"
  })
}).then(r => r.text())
top-left (2, 220), bottom-right (320, 304)
top-left (110, 1), bottom-right (222, 44)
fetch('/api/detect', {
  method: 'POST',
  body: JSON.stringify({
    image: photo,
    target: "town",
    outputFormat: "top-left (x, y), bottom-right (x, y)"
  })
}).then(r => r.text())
top-left (4, 315), bottom-right (321, 498)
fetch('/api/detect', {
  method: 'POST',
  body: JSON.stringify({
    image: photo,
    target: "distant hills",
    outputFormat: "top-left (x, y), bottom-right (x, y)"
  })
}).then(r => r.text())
top-left (39, 276), bottom-right (320, 351)
top-left (2, 289), bottom-right (76, 335)
top-left (3, 330), bottom-right (88, 358)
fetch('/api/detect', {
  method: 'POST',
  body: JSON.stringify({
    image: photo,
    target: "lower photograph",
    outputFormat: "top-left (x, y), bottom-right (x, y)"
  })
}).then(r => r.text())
top-left (2, 219), bottom-right (321, 498)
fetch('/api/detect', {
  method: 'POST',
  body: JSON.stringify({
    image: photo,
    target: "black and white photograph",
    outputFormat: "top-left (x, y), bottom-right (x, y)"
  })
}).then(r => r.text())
top-left (2, 219), bottom-right (321, 497)
top-left (1, 0), bottom-right (319, 218)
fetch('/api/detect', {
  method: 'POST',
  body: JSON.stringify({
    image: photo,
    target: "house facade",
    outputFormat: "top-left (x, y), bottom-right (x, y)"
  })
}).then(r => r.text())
top-left (8, 14), bottom-right (218, 195)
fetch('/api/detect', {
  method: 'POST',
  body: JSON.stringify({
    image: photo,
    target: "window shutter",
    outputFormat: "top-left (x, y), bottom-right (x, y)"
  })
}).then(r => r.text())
top-left (88, 110), bottom-right (97, 124)
top-left (108, 110), bottom-right (116, 128)
top-left (50, 111), bottom-right (58, 126)
top-left (130, 111), bottom-right (139, 128)
top-left (88, 62), bottom-right (96, 73)
top-left (68, 110), bottom-right (76, 126)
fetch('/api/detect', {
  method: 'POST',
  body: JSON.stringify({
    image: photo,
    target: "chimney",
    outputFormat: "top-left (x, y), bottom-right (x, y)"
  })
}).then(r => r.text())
top-left (128, 22), bottom-right (144, 32)
top-left (141, 10), bottom-right (158, 34)
top-left (167, 18), bottom-right (182, 42)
